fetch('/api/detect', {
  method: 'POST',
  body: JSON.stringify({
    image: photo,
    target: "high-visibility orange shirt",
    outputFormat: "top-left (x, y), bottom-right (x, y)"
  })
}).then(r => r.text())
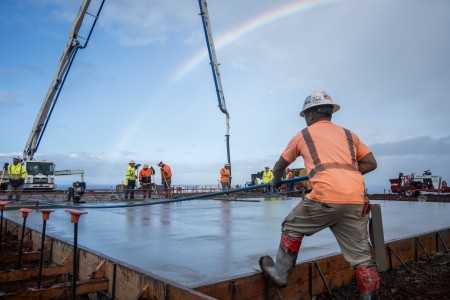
top-left (161, 165), bottom-right (172, 180)
top-left (139, 168), bottom-right (153, 184)
top-left (220, 168), bottom-right (230, 182)
top-left (281, 120), bottom-right (371, 204)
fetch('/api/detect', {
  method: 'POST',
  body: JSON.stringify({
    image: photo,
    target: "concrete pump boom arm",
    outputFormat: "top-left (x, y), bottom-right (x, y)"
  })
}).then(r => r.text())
top-left (23, 0), bottom-right (103, 161)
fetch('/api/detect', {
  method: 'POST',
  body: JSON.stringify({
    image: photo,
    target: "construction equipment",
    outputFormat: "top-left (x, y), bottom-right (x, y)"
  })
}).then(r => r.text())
top-left (16, 0), bottom-right (105, 190)
top-left (198, 0), bottom-right (232, 184)
top-left (389, 170), bottom-right (450, 196)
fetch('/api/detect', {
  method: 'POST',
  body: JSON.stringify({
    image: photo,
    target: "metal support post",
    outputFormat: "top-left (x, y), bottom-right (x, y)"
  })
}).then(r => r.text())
top-left (0, 201), bottom-right (11, 252)
top-left (17, 208), bottom-right (33, 269)
top-left (65, 209), bottom-right (88, 300)
top-left (37, 209), bottom-right (54, 288)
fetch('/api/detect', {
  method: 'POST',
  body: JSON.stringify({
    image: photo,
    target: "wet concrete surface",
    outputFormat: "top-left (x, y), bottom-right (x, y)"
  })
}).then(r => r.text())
top-left (3, 198), bottom-right (450, 287)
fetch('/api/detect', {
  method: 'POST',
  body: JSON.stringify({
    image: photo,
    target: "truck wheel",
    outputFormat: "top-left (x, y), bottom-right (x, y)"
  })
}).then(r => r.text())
top-left (404, 189), bottom-right (413, 197)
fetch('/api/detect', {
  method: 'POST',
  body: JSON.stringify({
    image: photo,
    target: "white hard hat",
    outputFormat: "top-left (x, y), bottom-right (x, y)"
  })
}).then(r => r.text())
top-left (13, 155), bottom-right (20, 160)
top-left (299, 91), bottom-right (340, 117)
top-left (129, 160), bottom-right (135, 164)
top-left (143, 163), bottom-right (149, 168)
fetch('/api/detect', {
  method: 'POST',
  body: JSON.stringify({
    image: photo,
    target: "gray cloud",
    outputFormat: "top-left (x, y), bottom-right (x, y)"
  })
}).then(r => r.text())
top-left (370, 136), bottom-right (450, 156)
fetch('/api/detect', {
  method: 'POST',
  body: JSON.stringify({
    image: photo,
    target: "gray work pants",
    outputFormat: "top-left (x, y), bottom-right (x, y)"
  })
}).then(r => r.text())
top-left (8, 184), bottom-right (24, 201)
top-left (281, 198), bottom-right (374, 267)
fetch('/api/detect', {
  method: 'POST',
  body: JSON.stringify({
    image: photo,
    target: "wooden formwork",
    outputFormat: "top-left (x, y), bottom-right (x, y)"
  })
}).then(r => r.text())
top-left (2, 217), bottom-right (449, 300)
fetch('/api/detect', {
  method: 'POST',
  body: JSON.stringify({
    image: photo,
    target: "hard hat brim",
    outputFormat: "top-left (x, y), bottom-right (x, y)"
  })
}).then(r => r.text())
top-left (300, 103), bottom-right (340, 117)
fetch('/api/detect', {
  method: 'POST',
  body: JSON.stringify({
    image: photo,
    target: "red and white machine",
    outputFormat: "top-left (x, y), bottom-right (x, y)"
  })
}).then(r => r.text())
top-left (389, 170), bottom-right (450, 196)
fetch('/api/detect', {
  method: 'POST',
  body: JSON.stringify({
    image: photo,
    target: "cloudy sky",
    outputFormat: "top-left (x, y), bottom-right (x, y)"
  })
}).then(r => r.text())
top-left (1, 0), bottom-right (449, 192)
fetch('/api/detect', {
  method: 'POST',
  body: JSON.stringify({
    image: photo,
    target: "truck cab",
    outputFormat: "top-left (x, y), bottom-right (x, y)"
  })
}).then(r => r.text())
top-left (24, 160), bottom-right (56, 190)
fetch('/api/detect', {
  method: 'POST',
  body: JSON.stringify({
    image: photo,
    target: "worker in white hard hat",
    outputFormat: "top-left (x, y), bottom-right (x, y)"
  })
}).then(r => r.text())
top-left (139, 163), bottom-right (155, 199)
top-left (219, 163), bottom-right (231, 190)
top-left (124, 160), bottom-right (137, 199)
top-left (259, 91), bottom-right (379, 299)
top-left (261, 166), bottom-right (274, 193)
top-left (5, 155), bottom-right (28, 201)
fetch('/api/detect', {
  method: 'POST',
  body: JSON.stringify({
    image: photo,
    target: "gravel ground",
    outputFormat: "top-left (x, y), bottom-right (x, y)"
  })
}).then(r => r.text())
top-left (317, 251), bottom-right (450, 299)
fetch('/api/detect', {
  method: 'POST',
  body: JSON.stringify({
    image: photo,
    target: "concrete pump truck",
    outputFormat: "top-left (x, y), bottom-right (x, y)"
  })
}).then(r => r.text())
top-left (2, 0), bottom-right (105, 192)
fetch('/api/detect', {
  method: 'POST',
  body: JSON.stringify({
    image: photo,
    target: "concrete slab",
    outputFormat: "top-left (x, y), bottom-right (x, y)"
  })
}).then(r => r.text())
top-left (4, 198), bottom-right (450, 287)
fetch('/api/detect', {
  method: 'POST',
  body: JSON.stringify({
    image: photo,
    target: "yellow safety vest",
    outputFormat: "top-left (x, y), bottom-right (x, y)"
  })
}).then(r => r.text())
top-left (7, 164), bottom-right (28, 180)
top-left (262, 170), bottom-right (274, 183)
top-left (126, 166), bottom-right (137, 180)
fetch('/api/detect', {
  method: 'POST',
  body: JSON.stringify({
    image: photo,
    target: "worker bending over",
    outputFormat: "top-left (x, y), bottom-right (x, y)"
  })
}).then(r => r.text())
top-left (158, 161), bottom-right (172, 199)
top-left (139, 163), bottom-right (155, 199)
top-left (259, 91), bottom-right (379, 299)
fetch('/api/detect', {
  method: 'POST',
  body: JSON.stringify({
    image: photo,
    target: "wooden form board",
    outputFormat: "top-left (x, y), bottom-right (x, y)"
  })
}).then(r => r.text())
top-left (0, 264), bottom-right (71, 282)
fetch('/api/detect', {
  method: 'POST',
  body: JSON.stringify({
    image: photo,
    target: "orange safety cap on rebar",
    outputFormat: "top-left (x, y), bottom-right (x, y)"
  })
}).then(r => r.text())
top-left (19, 208), bottom-right (33, 218)
top-left (39, 209), bottom-right (55, 221)
top-left (65, 209), bottom-right (88, 224)
top-left (0, 201), bottom-right (12, 210)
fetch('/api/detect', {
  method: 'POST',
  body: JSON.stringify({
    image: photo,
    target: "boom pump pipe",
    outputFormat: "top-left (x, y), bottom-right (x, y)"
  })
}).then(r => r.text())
top-left (198, 0), bottom-right (232, 180)
top-left (39, 176), bottom-right (309, 209)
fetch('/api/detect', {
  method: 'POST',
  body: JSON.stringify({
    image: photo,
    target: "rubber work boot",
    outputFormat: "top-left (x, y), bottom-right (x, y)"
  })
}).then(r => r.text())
top-left (259, 234), bottom-right (302, 288)
top-left (355, 266), bottom-right (380, 300)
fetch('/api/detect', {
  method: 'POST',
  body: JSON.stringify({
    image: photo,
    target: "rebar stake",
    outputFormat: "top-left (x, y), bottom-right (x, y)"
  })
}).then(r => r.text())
top-left (0, 201), bottom-right (12, 252)
top-left (37, 209), bottom-right (54, 288)
top-left (17, 208), bottom-right (33, 269)
top-left (65, 209), bottom-right (88, 300)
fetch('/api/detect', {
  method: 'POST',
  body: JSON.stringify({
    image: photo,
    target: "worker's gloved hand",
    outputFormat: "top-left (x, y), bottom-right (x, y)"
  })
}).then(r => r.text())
top-left (3, 163), bottom-right (8, 171)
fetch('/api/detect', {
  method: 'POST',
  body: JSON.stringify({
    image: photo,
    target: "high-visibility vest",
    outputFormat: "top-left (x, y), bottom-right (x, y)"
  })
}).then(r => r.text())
top-left (139, 168), bottom-right (153, 184)
top-left (161, 165), bottom-right (172, 180)
top-left (7, 164), bottom-right (28, 180)
top-left (262, 170), bottom-right (274, 183)
top-left (220, 168), bottom-right (230, 182)
top-left (286, 171), bottom-right (293, 180)
top-left (126, 166), bottom-right (137, 180)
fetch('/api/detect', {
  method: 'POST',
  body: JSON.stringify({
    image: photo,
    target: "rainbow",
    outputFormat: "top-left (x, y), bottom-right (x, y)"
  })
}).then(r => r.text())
top-left (113, 0), bottom-right (346, 158)
top-left (169, 0), bottom-right (345, 84)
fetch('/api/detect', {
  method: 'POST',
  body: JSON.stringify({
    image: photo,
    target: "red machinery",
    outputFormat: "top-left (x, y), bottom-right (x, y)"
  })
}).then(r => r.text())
top-left (389, 170), bottom-right (450, 196)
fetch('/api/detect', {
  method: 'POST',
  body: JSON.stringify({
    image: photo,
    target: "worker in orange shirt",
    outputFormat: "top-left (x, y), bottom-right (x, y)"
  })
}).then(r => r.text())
top-left (139, 163), bottom-right (155, 199)
top-left (259, 91), bottom-right (379, 299)
top-left (158, 161), bottom-right (172, 198)
top-left (219, 163), bottom-right (231, 190)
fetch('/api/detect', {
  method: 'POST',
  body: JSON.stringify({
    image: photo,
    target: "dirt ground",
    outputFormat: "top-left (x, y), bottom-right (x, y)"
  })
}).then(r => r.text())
top-left (318, 251), bottom-right (450, 300)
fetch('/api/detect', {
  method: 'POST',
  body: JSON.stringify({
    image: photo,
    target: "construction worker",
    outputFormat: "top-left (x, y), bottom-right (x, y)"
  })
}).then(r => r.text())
top-left (5, 156), bottom-right (28, 201)
top-left (261, 166), bottom-right (274, 193)
top-left (139, 163), bottom-right (155, 199)
top-left (158, 161), bottom-right (172, 198)
top-left (285, 167), bottom-right (294, 196)
top-left (219, 163), bottom-right (231, 190)
top-left (259, 91), bottom-right (379, 299)
top-left (125, 160), bottom-right (137, 199)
